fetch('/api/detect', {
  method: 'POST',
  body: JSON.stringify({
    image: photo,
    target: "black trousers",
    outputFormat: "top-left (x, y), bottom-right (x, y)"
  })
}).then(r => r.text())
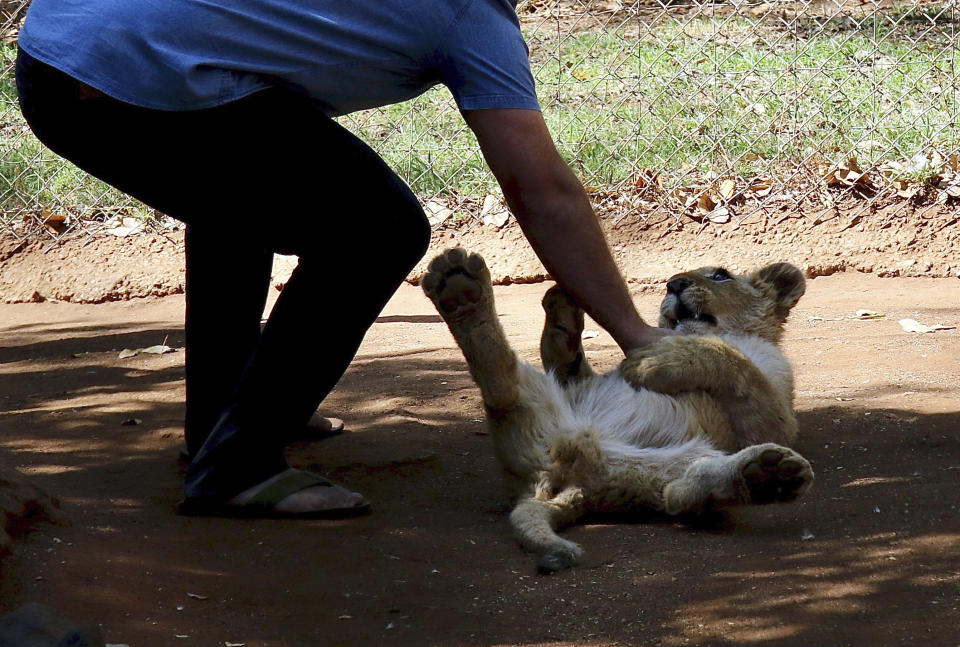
top-left (16, 50), bottom-right (431, 499)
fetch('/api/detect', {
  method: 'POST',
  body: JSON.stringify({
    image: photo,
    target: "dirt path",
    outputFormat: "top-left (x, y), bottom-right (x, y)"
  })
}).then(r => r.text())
top-left (3, 197), bottom-right (959, 304)
top-left (0, 268), bottom-right (958, 647)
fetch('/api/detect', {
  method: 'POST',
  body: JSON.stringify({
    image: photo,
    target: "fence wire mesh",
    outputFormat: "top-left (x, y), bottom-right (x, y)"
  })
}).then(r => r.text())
top-left (1, 0), bottom-right (957, 242)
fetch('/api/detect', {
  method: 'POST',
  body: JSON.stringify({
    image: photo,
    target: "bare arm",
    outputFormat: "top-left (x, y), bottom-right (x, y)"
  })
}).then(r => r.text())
top-left (463, 108), bottom-right (672, 352)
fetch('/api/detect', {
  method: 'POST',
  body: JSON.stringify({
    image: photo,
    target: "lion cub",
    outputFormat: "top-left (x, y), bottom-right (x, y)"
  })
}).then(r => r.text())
top-left (422, 249), bottom-right (813, 573)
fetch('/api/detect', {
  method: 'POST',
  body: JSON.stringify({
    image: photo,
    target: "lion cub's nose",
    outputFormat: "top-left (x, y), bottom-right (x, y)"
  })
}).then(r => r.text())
top-left (666, 277), bottom-right (691, 295)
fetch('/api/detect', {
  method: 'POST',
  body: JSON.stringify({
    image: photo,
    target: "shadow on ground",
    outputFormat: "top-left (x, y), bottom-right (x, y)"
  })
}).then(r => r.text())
top-left (0, 283), bottom-right (958, 646)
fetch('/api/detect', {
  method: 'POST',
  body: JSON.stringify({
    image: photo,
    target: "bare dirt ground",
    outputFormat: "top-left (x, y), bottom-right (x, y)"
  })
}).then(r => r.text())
top-left (0, 215), bottom-right (959, 647)
top-left (2, 197), bottom-right (959, 303)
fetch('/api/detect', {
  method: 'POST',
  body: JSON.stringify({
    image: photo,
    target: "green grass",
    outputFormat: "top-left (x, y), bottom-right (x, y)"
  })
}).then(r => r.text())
top-left (1, 4), bottom-right (958, 221)
top-left (0, 43), bottom-right (147, 224)
top-left (533, 14), bottom-right (958, 185)
top-left (350, 10), bottom-right (957, 194)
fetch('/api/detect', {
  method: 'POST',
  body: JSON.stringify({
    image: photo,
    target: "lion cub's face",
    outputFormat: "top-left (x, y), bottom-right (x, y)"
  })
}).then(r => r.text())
top-left (658, 263), bottom-right (806, 343)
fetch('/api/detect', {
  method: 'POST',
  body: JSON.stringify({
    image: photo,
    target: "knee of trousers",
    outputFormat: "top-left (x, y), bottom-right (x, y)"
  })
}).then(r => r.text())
top-left (394, 193), bottom-right (432, 268)
top-left (352, 187), bottom-right (432, 274)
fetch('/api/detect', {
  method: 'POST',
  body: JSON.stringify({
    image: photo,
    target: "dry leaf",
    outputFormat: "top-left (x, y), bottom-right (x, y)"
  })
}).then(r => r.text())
top-left (831, 169), bottom-right (858, 187)
top-left (697, 192), bottom-right (719, 214)
top-left (824, 157), bottom-right (876, 194)
top-left (41, 208), bottom-right (68, 234)
top-left (708, 208), bottom-right (730, 224)
top-left (877, 160), bottom-right (904, 177)
top-left (898, 318), bottom-right (955, 333)
top-left (480, 195), bottom-right (510, 228)
top-left (633, 169), bottom-right (662, 191)
top-left (424, 201), bottom-right (453, 226)
top-left (852, 309), bottom-right (885, 320)
top-left (105, 217), bottom-right (144, 237)
top-left (841, 156), bottom-right (862, 173)
top-left (142, 345), bottom-right (174, 355)
top-left (893, 179), bottom-right (919, 199)
top-left (118, 348), bottom-right (139, 359)
top-left (482, 210), bottom-right (509, 228)
top-left (718, 179), bottom-right (736, 200)
top-left (480, 194), bottom-right (499, 217)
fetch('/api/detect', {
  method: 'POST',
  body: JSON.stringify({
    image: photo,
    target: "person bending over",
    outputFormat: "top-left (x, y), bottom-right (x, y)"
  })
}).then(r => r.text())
top-left (16, 0), bottom-right (672, 517)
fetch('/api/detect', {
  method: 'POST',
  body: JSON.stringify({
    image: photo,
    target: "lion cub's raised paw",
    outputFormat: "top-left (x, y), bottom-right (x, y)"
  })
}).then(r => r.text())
top-left (422, 248), bottom-right (494, 325)
top-left (736, 444), bottom-right (813, 504)
top-left (620, 336), bottom-right (702, 394)
top-left (540, 287), bottom-right (596, 384)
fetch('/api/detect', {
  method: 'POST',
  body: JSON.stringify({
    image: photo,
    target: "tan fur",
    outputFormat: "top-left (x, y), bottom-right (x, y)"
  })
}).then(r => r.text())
top-left (423, 249), bottom-right (813, 573)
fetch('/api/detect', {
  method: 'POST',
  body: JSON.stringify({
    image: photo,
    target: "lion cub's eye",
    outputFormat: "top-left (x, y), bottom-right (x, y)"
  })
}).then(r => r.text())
top-left (708, 268), bottom-right (732, 282)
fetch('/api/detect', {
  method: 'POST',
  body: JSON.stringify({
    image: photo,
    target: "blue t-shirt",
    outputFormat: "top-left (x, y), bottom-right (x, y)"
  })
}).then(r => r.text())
top-left (18, 0), bottom-right (540, 115)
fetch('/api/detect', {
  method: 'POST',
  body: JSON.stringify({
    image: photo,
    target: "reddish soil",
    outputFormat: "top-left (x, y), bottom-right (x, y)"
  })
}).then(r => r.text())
top-left (0, 217), bottom-right (959, 646)
top-left (2, 198), bottom-right (958, 304)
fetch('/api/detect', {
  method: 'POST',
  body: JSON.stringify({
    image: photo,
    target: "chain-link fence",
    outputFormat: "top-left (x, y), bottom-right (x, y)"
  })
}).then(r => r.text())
top-left (1, 0), bottom-right (957, 241)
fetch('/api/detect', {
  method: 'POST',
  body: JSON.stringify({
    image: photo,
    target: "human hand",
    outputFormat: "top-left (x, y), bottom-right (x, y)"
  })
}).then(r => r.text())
top-left (618, 322), bottom-right (679, 355)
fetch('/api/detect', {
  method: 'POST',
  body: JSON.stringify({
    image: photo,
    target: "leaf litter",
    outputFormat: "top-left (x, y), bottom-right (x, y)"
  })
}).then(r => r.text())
top-left (898, 318), bottom-right (955, 333)
top-left (118, 336), bottom-right (178, 358)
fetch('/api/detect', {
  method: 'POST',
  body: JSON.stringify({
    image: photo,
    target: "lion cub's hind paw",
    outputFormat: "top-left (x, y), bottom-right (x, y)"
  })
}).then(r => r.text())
top-left (422, 249), bottom-right (493, 323)
top-left (739, 444), bottom-right (813, 504)
top-left (536, 543), bottom-right (584, 575)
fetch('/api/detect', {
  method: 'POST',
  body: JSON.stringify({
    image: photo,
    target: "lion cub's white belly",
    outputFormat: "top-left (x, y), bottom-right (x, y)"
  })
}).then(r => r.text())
top-left (515, 362), bottom-right (705, 461)
top-left (720, 333), bottom-right (794, 399)
top-left (513, 333), bottom-right (791, 463)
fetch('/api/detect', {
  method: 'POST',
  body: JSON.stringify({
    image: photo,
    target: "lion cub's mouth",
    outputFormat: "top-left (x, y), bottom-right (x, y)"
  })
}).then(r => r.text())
top-left (666, 301), bottom-right (718, 328)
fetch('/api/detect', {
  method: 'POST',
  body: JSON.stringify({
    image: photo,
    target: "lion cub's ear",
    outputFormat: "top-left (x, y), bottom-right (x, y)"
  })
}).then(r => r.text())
top-left (752, 263), bottom-right (806, 319)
